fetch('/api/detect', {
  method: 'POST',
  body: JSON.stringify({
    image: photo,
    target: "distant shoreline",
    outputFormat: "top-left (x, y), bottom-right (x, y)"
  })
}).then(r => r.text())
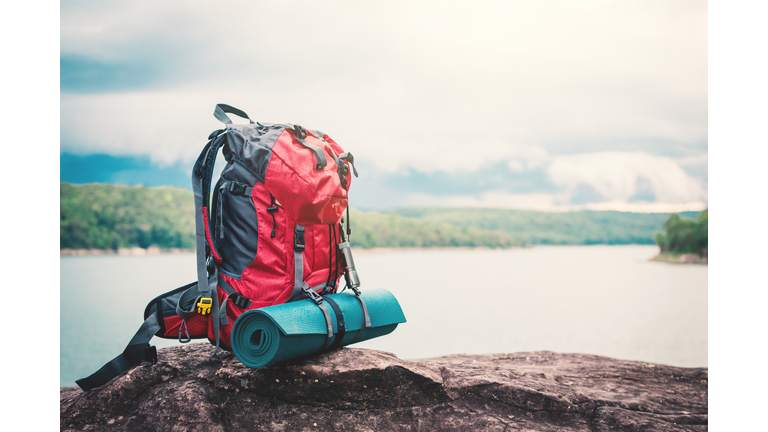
top-left (60, 245), bottom-right (522, 257)
top-left (651, 252), bottom-right (708, 265)
top-left (60, 247), bottom-right (194, 256)
top-left (61, 244), bottom-right (693, 257)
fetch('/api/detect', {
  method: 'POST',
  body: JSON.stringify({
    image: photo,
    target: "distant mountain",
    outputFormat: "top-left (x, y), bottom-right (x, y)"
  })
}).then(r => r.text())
top-left (383, 208), bottom-right (701, 245)
top-left (60, 153), bottom-right (192, 190)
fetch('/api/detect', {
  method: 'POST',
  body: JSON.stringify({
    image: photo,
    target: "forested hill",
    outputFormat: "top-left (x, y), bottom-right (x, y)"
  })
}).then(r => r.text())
top-left (60, 183), bottom-right (700, 250)
top-left (383, 208), bottom-right (701, 245)
top-left (60, 182), bottom-right (196, 250)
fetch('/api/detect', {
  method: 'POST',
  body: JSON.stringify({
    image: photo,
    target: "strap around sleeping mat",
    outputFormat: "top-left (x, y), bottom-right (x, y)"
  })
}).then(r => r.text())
top-left (350, 294), bottom-right (371, 344)
top-left (315, 299), bottom-right (334, 350)
top-left (323, 297), bottom-right (346, 351)
top-left (293, 279), bottom-right (334, 349)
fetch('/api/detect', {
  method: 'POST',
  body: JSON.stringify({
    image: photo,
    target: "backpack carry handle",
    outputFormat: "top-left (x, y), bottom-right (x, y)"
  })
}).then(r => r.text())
top-left (214, 104), bottom-right (256, 125)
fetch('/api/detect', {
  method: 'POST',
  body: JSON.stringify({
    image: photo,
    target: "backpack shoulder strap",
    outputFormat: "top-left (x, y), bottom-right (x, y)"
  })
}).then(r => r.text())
top-left (193, 123), bottom-right (244, 354)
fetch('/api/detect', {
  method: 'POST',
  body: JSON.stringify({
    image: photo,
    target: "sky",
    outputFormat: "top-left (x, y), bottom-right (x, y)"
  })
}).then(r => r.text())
top-left (60, 0), bottom-right (708, 212)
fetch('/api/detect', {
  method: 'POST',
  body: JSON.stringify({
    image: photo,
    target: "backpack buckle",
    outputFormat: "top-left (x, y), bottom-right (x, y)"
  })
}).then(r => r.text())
top-left (337, 159), bottom-right (349, 177)
top-left (197, 297), bottom-right (213, 315)
top-left (231, 293), bottom-right (251, 309)
top-left (303, 286), bottom-right (323, 305)
top-left (294, 226), bottom-right (306, 251)
top-left (227, 182), bottom-right (248, 196)
top-left (293, 125), bottom-right (307, 139)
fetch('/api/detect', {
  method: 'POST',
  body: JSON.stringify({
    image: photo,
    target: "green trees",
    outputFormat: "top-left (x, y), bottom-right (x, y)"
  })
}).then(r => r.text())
top-left (60, 183), bottom-right (196, 250)
top-left (655, 209), bottom-right (708, 255)
top-left (385, 208), bottom-right (698, 245)
top-left (347, 209), bottom-right (516, 248)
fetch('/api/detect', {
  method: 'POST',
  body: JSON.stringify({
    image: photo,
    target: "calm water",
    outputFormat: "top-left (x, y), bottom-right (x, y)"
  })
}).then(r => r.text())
top-left (61, 245), bottom-right (707, 387)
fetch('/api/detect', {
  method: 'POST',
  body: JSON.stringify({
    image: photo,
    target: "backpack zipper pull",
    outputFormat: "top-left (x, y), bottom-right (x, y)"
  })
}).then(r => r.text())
top-left (267, 194), bottom-right (278, 238)
top-left (219, 186), bottom-right (225, 239)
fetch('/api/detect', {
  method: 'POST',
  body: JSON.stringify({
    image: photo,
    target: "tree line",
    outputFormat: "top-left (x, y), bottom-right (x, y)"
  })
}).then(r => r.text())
top-left (61, 183), bottom-right (706, 251)
top-left (654, 209), bottom-right (708, 256)
top-left (384, 207), bottom-right (701, 245)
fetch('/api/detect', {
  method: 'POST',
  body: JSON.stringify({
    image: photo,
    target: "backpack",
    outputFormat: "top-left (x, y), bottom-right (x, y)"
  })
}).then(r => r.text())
top-left (76, 104), bottom-right (366, 391)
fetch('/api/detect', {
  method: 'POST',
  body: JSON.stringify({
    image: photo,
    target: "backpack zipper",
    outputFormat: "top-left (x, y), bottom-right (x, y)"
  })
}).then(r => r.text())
top-left (219, 188), bottom-right (225, 239)
top-left (267, 194), bottom-right (278, 238)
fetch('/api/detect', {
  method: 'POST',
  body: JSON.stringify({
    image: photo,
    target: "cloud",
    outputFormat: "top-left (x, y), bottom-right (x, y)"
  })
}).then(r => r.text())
top-left (60, 1), bottom-right (707, 211)
top-left (394, 150), bottom-right (709, 210)
top-left (547, 151), bottom-right (708, 205)
top-left (677, 153), bottom-right (708, 166)
top-left (359, 150), bottom-right (707, 210)
top-left (572, 200), bottom-right (707, 213)
top-left (401, 190), bottom-right (706, 213)
top-left (60, 91), bottom-right (218, 165)
top-left (61, 1), bottom-right (707, 172)
top-left (403, 191), bottom-right (561, 211)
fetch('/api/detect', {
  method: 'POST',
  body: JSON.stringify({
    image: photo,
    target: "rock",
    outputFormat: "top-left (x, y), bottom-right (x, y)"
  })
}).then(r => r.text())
top-left (652, 253), bottom-right (708, 265)
top-left (60, 345), bottom-right (707, 431)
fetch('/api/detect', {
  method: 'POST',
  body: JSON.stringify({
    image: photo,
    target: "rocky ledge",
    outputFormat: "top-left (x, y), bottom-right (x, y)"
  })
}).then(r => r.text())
top-left (60, 345), bottom-right (707, 431)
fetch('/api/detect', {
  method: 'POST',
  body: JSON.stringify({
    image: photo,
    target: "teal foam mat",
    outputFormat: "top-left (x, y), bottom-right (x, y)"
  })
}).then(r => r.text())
top-left (230, 288), bottom-right (406, 368)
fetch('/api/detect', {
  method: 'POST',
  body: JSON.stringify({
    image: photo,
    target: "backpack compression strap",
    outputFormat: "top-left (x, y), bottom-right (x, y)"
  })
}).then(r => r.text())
top-left (291, 125), bottom-right (327, 171)
top-left (75, 312), bottom-right (161, 391)
top-left (283, 224), bottom-right (334, 347)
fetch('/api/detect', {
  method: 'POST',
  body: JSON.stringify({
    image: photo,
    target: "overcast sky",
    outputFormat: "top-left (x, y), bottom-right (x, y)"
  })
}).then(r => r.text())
top-left (60, 0), bottom-right (708, 211)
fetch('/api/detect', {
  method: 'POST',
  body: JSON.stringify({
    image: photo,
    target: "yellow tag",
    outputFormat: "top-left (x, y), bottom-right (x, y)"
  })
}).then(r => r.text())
top-left (197, 298), bottom-right (213, 315)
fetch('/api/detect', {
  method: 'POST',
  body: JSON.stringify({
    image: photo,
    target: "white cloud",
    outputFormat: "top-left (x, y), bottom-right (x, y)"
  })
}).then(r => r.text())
top-left (360, 136), bottom-right (551, 173)
top-left (60, 1), bottom-right (707, 175)
top-left (506, 160), bottom-right (526, 172)
top-left (547, 151), bottom-right (708, 204)
top-left (61, 91), bottom-right (219, 165)
top-left (574, 200), bottom-right (707, 213)
top-left (404, 191), bottom-right (561, 211)
top-left (677, 153), bottom-right (708, 166)
top-left (402, 190), bottom-right (707, 212)
top-left (391, 150), bottom-right (708, 210)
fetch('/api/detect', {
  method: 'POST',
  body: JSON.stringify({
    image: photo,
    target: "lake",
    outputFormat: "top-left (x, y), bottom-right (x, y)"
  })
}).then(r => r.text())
top-left (60, 245), bottom-right (707, 387)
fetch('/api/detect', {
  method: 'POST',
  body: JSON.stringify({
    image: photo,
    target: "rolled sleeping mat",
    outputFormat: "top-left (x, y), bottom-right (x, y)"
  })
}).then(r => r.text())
top-left (231, 288), bottom-right (406, 368)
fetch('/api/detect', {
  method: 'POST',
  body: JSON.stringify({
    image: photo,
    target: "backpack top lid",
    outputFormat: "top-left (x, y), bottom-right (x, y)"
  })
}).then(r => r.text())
top-left (214, 104), bottom-right (354, 226)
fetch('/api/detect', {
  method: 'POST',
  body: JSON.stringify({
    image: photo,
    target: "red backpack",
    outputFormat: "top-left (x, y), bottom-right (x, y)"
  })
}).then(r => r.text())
top-left (77, 104), bottom-right (364, 391)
